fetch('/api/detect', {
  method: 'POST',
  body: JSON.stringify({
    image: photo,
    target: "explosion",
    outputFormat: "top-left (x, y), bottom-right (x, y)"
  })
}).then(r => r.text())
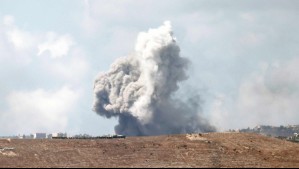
top-left (93, 21), bottom-right (215, 136)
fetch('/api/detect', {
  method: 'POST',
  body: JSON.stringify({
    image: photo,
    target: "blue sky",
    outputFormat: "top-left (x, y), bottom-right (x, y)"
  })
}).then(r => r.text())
top-left (1, 0), bottom-right (299, 136)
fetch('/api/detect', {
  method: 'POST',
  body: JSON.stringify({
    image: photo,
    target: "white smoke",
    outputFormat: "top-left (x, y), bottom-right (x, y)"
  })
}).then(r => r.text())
top-left (210, 59), bottom-right (299, 130)
top-left (93, 21), bottom-right (215, 136)
top-left (236, 60), bottom-right (299, 127)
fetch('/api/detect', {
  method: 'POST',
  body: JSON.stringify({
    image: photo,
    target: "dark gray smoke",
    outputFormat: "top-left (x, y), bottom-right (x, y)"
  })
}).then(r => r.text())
top-left (93, 21), bottom-right (216, 136)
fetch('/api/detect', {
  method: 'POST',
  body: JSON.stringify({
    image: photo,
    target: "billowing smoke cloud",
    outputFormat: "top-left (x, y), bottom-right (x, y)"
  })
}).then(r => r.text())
top-left (93, 21), bottom-right (215, 136)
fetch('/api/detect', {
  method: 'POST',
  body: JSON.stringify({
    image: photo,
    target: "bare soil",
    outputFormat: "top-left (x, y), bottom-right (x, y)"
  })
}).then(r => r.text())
top-left (0, 133), bottom-right (298, 168)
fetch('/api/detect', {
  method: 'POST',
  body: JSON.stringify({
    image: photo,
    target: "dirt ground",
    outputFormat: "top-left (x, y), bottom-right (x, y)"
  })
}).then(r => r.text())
top-left (0, 133), bottom-right (298, 168)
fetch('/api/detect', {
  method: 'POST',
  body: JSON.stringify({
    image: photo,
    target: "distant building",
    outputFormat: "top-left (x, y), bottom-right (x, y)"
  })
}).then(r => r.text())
top-left (239, 125), bottom-right (299, 137)
top-left (34, 133), bottom-right (47, 139)
top-left (23, 135), bottom-right (34, 139)
top-left (48, 133), bottom-right (67, 139)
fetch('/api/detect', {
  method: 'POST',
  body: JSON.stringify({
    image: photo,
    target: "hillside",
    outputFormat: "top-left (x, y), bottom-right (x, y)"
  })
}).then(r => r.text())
top-left (239, 125), bottom-right (299, 137)
top-left (0, 133), bottom-right (299, 168)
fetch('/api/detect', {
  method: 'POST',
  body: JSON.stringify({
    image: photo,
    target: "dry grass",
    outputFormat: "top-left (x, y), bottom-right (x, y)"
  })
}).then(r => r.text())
top-left (0, 133), bottom-right (298, 168)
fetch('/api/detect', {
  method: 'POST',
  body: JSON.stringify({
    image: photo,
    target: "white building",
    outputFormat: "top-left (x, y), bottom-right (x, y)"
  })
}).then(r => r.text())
top-left (34, 133), bottom-right (47, 139)
top-left (48, 133), bottom-right (67, 139)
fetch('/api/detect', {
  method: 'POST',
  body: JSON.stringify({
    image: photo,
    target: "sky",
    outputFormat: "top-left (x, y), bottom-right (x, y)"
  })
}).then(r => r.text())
top-left (0, 0), bottom-right (299, 136)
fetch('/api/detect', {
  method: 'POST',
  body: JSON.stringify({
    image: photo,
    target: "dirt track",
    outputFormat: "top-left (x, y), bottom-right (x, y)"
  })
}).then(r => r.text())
top-left (0, 133), bottom-right (298, 168)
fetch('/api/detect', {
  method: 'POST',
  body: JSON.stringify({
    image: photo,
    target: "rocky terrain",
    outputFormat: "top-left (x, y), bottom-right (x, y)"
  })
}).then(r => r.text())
top-left (0, 133), bottom-right (298, 168)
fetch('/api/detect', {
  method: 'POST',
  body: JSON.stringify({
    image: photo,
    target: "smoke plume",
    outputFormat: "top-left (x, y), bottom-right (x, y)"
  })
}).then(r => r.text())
top-left (93, 21), bottom-right (215, 136)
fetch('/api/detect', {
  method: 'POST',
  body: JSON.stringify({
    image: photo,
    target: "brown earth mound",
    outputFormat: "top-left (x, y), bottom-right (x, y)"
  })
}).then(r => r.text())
top-left (0, 133), bottom-right (298, 168)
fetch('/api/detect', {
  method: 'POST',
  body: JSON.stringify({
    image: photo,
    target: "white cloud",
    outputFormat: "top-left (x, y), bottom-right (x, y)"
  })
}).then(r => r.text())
top-left (2, 15), bottom-right (36, 52)
top-left (38, 32), bottom-right (74, 58)
top-left (236, 59), bottom-right (299, 126)
top-left (3, 15), bottom-right (15, 26)
top-left (46, 54), bottom-right (90, 83)
top-left (1, 16), bottom-right (75, 60)
top-left (0, 15), bottom-right (91, 135)
top-left (0, 86), bottom-right (80, 134)
top-left (210, 59), bottom-right (299, 130)
top-left (6, 27), bottom-right (36, 51)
